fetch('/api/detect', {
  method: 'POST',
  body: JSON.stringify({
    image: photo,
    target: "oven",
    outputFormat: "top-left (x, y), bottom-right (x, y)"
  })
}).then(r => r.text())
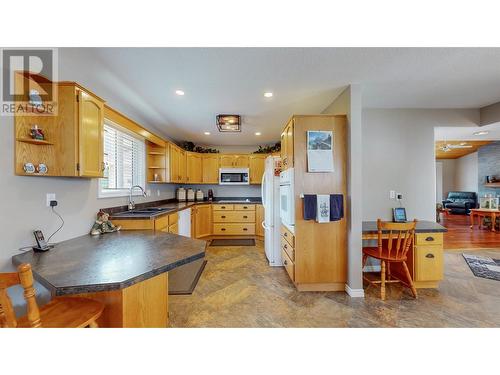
top-left (219, 168), bottom-right (250, 185)
top-left (279, 168), bottom-right (295, 231)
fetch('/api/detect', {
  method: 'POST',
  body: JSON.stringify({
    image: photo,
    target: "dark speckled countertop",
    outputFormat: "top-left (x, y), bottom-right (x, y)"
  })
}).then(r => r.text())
top-left (12, 230), bottom-right (207, 296)
top-left (362, 220), bottom-right (447, 234)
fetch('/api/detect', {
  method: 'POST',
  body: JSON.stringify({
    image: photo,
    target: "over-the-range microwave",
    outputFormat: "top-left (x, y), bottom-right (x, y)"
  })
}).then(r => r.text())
top-left (219, 168), bottom-right (250, 185)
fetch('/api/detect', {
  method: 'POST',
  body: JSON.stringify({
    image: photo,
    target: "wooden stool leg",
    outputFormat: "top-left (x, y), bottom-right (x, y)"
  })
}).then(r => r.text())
top-left (380, 261), bottom-right (386, 301)
top-left (88, 321), bottom-right (98, 328)
top-left (402, 261), bottom-right (417, 299)
top-left (362, 254), bottom-right (368, 269)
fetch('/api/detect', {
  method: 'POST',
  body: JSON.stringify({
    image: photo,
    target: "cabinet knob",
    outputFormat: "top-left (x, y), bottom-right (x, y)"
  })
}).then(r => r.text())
top-left (283, 244), bottom-right (287, 249)
top-left (284, 232), bottom-right (288, 237)
top-left (101, 162), bottom-right (106, 171)
top-left (425, 253), bottom-right (435, 259)
top-left (425, 236), bottom-right (434, 241)
top-left (283, 260), bottom-right (288, 266)
top-left (221, 216), bottom-right (226, 218)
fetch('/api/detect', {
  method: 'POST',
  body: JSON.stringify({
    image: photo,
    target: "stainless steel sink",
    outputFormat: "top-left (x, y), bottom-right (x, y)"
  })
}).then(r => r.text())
top-left (112, 207), bottom-right (174, 216)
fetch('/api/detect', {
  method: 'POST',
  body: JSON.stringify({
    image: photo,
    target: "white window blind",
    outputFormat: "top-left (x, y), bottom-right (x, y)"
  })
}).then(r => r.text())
top-left (99, 121), bottom-right (146, 198)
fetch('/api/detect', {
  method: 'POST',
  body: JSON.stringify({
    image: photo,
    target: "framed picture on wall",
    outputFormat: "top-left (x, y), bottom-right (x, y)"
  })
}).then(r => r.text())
top-left (306, 130), bottom-right (334, 172)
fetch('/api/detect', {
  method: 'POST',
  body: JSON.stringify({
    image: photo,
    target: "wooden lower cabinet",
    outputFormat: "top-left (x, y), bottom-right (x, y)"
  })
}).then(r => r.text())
top-left (282, 249), bottom-right (295, 282)
top-left (168, 222), bottom-right (179, 234)
top-left (193, 204), bottom-right (212, 238)
top-left (255, 204), bottom-right (264, 237)
top-left (414, 244), bottom-right (444, 287)
top-left (212, 203), bottom-right (258, 235)
top-left (213, 211), bottom-right (255, 222)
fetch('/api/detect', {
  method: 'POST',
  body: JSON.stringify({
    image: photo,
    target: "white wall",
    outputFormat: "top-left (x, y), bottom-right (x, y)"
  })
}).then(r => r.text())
top-left (456, 152), bottom-right (478, 192)
top-left (436, 161), bottom-right (443, 203)
top-left (362, 108), bottom-right (479, 221)
top-left (441, 159), bottom-right (457, 199)
top-left (322, 85), bottom-right (364, 294)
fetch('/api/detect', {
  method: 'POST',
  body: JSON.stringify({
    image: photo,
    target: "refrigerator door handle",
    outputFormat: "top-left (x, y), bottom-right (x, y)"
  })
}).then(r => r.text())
top-left (262, 220), bottom-right (272, 229)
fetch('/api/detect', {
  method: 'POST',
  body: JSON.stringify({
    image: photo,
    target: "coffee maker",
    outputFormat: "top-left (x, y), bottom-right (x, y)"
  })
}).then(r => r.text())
top-left (207, 189), bottom-right (214, 201)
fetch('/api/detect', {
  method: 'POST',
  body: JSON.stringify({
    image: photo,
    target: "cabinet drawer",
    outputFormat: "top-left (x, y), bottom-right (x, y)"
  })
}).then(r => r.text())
top-left (416, 233), bottom-right (443, 246)
top-left (281, 249), bottom-right (295, 282)
top-left (280, 225), bottom-right (295, 247)
top-left (213, 211), bottom-right (255, 223)
top-left (414, 245), bottom-right (444, 281)
top-left (168, 212), bottom-right (178, 226)
top-left (281, 236), bottom-right (294, 261)
top-left (213, 204), bottom-right (234, 211)
top-left (233, 204), bottom-right (256, 211)
top-left (213, 223), bottom-right (255, 235)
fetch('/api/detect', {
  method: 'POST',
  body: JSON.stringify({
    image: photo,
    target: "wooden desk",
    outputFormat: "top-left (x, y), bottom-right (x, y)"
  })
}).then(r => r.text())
top-left (470, 209), bottom-right (499, 232)
top-left (362, 221), bottom-right (447, 289)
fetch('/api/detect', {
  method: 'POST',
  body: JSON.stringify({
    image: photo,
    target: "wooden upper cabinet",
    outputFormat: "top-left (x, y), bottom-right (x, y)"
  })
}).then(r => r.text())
top-left (219, 155), bottom-right (235, 168)
top-left (179, 149), bottom-right (187, 182)
top-left (249, 154), bottom-right (267, 184)
top-left (186, 152), bottom-right (202, 183)
top-left (281, 119), bottom-right (294, 170)
top-left (78, 90), bottom-right (104, 177)
top-left (202, 154), bottom-right (219, 184)
top-left (169, 144), bottom-right (180, 183)
top-left (219, 154), bottom-right (250, 168)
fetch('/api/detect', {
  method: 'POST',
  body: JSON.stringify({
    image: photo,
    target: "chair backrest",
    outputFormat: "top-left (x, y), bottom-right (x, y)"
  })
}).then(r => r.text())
top-left (0, 263), bottom-right (42, 328)
top-left (377, 219), bottom-right (417, 260)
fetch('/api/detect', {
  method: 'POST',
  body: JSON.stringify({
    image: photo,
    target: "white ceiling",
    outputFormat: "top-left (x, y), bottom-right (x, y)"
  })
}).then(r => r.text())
top-left (435, 122), bottom-right (500, 141)
top-left (60, 48), bottom-right (500, 146)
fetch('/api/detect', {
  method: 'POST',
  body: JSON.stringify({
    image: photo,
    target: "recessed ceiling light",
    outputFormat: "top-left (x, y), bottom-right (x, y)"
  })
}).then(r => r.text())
top-left (204, 132), bottom-right (211, 135)
top-left (264, 92), bottom-right (273, 98)
top-left (473, 130), bottom-right (489, 136)
top-left (175, 90), bottom-right (185, 96)
top-left (255, 132), bottom-right (262, 136)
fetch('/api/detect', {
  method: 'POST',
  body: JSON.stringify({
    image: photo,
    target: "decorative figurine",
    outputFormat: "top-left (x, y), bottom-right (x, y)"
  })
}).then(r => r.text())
top-left (30, 124), bottom-right (45, 140)
top-left (28, 89), bottom-right (43, 107)
top-left (90, 210), bottom-right (121, 235)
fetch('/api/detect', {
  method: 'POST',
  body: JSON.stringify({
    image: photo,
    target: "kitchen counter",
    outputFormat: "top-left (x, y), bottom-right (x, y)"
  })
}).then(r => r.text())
top-left (11, 230), bottom-right (207, 327)
top-left (362, 220), bottom-right (447, 234)
top-left (108, 197), bottom-right (262, 220)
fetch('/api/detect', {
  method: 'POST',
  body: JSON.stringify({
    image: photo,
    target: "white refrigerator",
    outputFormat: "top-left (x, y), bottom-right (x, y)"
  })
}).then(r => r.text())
top-left (261, 155), bottom-right (282, 266)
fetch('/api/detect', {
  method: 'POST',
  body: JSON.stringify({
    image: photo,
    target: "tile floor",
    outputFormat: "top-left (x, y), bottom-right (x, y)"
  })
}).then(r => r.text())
top-left (169, 240), bottom-right (500, 327)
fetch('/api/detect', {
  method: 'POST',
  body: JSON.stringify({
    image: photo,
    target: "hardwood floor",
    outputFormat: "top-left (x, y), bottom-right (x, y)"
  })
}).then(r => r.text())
top-left (169, 239), bottom-right (500, 327)
top-left (440, 213), bottom-right (500, 250)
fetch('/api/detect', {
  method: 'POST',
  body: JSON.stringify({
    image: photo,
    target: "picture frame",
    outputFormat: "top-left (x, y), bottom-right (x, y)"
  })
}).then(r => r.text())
top-left (306, 130), bottom-right (334, 172)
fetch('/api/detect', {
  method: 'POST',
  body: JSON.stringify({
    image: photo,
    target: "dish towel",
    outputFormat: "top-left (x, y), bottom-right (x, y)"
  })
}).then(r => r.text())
top-left (303, 194), bottom-right (317, 220)
top-left (330, 194), bottom-right (344, 221)
top-left (317, 195), bottom-right (330, 223)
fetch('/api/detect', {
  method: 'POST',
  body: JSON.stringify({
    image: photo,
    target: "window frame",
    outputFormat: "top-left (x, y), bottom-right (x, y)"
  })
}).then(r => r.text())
top-left (98, 119), bottom-right (146, 199)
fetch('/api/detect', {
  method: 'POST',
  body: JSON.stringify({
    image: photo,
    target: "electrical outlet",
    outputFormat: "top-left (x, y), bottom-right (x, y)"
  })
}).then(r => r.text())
top-left (157, 190), bottom-right (160, 197)
top-left (389, 190), bottom-right (396, 199)
top-left (397, 193), bottom-right (403, 200)
top-left (46, 193), bottom-right (56, 207)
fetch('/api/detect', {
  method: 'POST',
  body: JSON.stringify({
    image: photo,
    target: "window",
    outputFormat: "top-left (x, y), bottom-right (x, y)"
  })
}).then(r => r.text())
top-left (99, 121), bottom-right (146, 198)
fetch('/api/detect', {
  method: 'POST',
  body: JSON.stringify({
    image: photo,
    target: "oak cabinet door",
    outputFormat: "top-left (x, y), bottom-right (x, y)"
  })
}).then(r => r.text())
top-left (286, 121), bottom-right (294, 169)
top-left (219, 155), bottom-right (235, 167)
top-left (78, 91), bottom-right (104, 177)
top-left (256, 204), bottom-right (264, 237)
top-left (194, 205), bottom-right (212, 238)
top-left (249, 155), bottom-right (266, 184)
top-left (169, 145), bottom-right (180, 182)
top-left (234, 155), bottom-right (249, 168)
top-left (202, 154), bottom-right (219, 183)
top-left (179, 150), bottom-right (187, 182)
top-left (187, 152), bottom-right (202, 183)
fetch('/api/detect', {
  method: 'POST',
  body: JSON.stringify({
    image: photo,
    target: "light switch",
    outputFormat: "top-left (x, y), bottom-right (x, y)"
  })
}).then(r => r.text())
top-left (46, 193), bottom-right (56, 207)
top-left (389, 190), bottom-right (396, 199)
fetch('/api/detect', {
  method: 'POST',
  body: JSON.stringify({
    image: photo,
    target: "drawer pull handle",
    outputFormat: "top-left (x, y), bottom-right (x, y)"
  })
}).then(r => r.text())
top-left (243, 215), bottom-right (248, 218)
top-left (283, 244), bottom-right (287, 249)
top-left (221, 228), bottom-right (226, 231)
top-left (284, 232), bottom-right (288, 237)
top-left (221, 216), bottom-right (226, 218)
top-left (221, 206), bottom-right (226, 209)
top-left (243, 206), bottom-right (248, 209)
top-left (425, 236), bottom-right (434, 241)
top-left (283, 260), bottom-right (288, 266)
top-left (243, 228), bottom-right (248, 231)
top-left (425, 253), bottom-right (435, 259)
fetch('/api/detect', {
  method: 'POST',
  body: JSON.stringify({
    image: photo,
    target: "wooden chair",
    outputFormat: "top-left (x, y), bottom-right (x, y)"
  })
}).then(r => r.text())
top-left (362, 219), bottom-right (418, 301)
top-left (0, 263), bottom-right (104, 328)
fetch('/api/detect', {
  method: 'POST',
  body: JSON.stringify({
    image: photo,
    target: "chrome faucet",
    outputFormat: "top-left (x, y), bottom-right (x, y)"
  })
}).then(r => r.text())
top-left (128, 185), bottom-right (147, 210)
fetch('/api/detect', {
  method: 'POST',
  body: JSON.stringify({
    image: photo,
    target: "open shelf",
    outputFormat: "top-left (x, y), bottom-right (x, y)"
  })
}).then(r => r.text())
top-left (16, 137), bottom-right (54, 146)
top-left (484, 182), bottom-right (500, 188)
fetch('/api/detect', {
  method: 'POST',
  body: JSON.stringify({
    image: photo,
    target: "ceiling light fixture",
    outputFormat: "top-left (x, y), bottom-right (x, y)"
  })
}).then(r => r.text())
top-left (264, 92), bottom-right (273, 98)
top-left (255, 132), bottom-right (261, 136)
top-left (473, 130), bottom-right (489, 136)
top-left (175, 90), bottom-right (185, 96)
top-left (204, 132), bottom-right (211, 135)
top-left (216, 114), bottom-right (241, 132)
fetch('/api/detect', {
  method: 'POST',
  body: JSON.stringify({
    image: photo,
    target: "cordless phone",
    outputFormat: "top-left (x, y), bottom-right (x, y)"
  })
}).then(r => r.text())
top-left (33, 230), bottom-right (51, 252)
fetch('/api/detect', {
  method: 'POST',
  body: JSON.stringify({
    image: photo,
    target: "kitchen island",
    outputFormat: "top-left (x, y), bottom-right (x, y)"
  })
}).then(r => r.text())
top-left (12, 230), bottom-right (206, 328)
